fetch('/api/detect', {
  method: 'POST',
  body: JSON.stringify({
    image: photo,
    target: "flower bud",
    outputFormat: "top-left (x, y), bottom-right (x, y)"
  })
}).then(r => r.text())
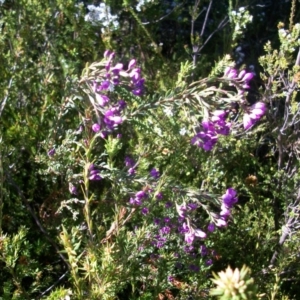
top-left (128, 59), bottom-right (136, 70)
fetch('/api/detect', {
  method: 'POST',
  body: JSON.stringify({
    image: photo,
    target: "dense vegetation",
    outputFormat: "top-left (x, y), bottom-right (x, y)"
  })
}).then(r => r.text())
top-left (0, 0), bottom-right (300, 299)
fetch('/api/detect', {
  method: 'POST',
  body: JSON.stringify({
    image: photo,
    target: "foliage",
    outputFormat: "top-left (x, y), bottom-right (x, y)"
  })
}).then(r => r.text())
top-left (0, 0), bottom-right (300, 299)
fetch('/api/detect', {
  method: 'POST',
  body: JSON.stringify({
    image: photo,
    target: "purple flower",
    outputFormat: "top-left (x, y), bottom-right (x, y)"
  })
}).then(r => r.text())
top-left (224, 67), bottom-right (238, 79)
top-left (188, 203), bottom-right (198, 210)
top-left (117, 100), bottom-right (127, 110)
top-left (191, 125), bottom-right (218, 151)
top-left (216, 218), bottom-right (227, 227)
top-left (125, 156), bottom-right (135, 168)
top-left (179, 222), bottom-right (189, 234)
top-left (211, 110), bottom-right (226, 122)
top-left (241, 72), bottom-right (254, 83)
top-left (184, 245), bottom-right (194, 253)
top-left (189, 264), bottom-right (200, 272)
top-left (129, 197), bottom-right (142, 206)
top-left (250, 102), bottom-right (266, 118)
top-left (89, 174), bottom-right (102, 181)
top-left (128, 167), bottom-right (136, 175)
top-left (194, 229), bottom-right (207, 239)
top-left (129, 190), bottom-right (148, 206)
top-left (100, 80), bottom-right (110, 90)
top-left (154, 218), bottom-right (161, 225)
top-left (132, 88), bottom-right (143, 96)
top-left (205, 259), bottom-right (213, 266)
top-left (104, 109), bottom-right (123, 129)
top-left (160, 226), bottom-right (171, 235)
top-left (207, 223), bottom-right (215, 233)
top-left (165, 201), bottom-right (173, 208)
top-left (104, 50), bottom-right (111, 58)
top-left (47, 148), bottom-right (55, 156)
top-left (112, 77), bottom-right (120, 85)
top-left (176, 203), bottom-right (187, 217)
top-left (141, 207), bottom-right (149, 215)
top-left (200, 245), bottom-right (207, 256)
top-left (111, 63), bottom-right (123, 74)
top-left (155, 192), bottom-right (163, 200)
top-left (184, 231), bottom-right (195, 244)
top-left (220, 204), bottom-right (231, 217)
top-left (128, 59), bottom-right (136, 70)
top-left (238, 70), bottom-right (246, 79)
top-left (95, 94), bottom-right (110, 106)
top-left (150, 168), bottom-right (160, 179)
top-left (93, 80), bottom-right (110, 92)
top-left (89, 169), bottom-right (102, 181)
top-left (222, 188), bottom-right (238, 208)
top-left (69, 183), bottom-right (77, 195)
top-left (129, 68), bottom-right (141, 82)
top-left (243, 102), bottom-right (266, 129)
top-left (243, 113), bottom-right (254, 130)
top-left (136, 191), bottom-right (147, 199)
top-left (92, 123), bottom-right (101, 133)
top-left (153, 235), bottom-right (167, 248)
top-left (214, 120), bottom-right (231, 136)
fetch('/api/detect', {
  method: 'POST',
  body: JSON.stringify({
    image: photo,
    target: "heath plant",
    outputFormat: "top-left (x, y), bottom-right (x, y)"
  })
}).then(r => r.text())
top-left (35, 46), bottom-right (271, 299)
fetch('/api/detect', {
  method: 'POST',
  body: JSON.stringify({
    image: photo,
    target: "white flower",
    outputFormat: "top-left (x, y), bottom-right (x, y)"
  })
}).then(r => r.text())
top-left (163, 106), bottom-right (173, 117)
top-left (179, 128), bottom-right (187, 135)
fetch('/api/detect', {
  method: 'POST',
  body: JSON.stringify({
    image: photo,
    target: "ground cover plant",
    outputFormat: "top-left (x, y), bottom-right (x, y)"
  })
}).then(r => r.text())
top-left (1, 0), bottom-right (300, 299)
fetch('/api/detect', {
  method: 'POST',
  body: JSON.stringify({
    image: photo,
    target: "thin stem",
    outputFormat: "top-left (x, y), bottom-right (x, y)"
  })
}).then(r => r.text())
top-left (142, 2), bottom-right (185, 25)
top-left (38, 271), bottom-right (69, 299)
top-left (200, 0), bottom-right (213, 37)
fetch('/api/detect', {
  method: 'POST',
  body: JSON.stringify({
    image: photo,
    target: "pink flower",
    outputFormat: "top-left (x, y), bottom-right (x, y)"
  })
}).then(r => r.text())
top-left (238, 70), bottom-right (246, 79)
top-left (243, 113), bottom-right (254, 130)
top-left (92, 123), bottom-right (101, 132)
top-left (184, 231), bottom-right (195, 244)
top-left (95, 94), bottom-right (110, 106)
top-left (216, 218), bottom-right (227, 227)
top-left (194, 229), bottom-right (207, 239)
top-left (176, 203), bottom-right (187, 218)
top-left (243, 102), bottom-right (267, 130)
top-left (128, 59), bottom-right (136, 70)
top-left (241, 72), bottom-right (254, 82)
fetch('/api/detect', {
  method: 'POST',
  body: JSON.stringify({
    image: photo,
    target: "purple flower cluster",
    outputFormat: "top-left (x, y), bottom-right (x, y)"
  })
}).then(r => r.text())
top-left (150, 168), bottom-right (160, 179)
top-left (129, 190), bottom-right (148, 206)
top-left (124, 156), bottom-right (136, 175)
top-left (91, 99), bottom-right (127, 137)
top-left (191, 110), bottom-right (231, 151)
top-left (175, 202), bottom-right (207, 245)
top-left (224, 67), bottom-right (254, 90)
top-left (151, 217), bottom-right (176, 248)
top-left (47, 148), bottom-right (55, 156)
top-left (129, 65), bottom-right (145, 96)
top-left (243, 102), bottom-right (267, 130)
top-left (179, 222), bottom-right (207, 245)
top-left (152, 235), bottom-right (167, 248)
top-left (88, 164), bottom-right (102, 181)
top-left (90, 51), bottom-right (145, 136)
top-left (100, 50), bottom-right (145, 96)
top-left (216, 188), bottom-right (238, 227)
